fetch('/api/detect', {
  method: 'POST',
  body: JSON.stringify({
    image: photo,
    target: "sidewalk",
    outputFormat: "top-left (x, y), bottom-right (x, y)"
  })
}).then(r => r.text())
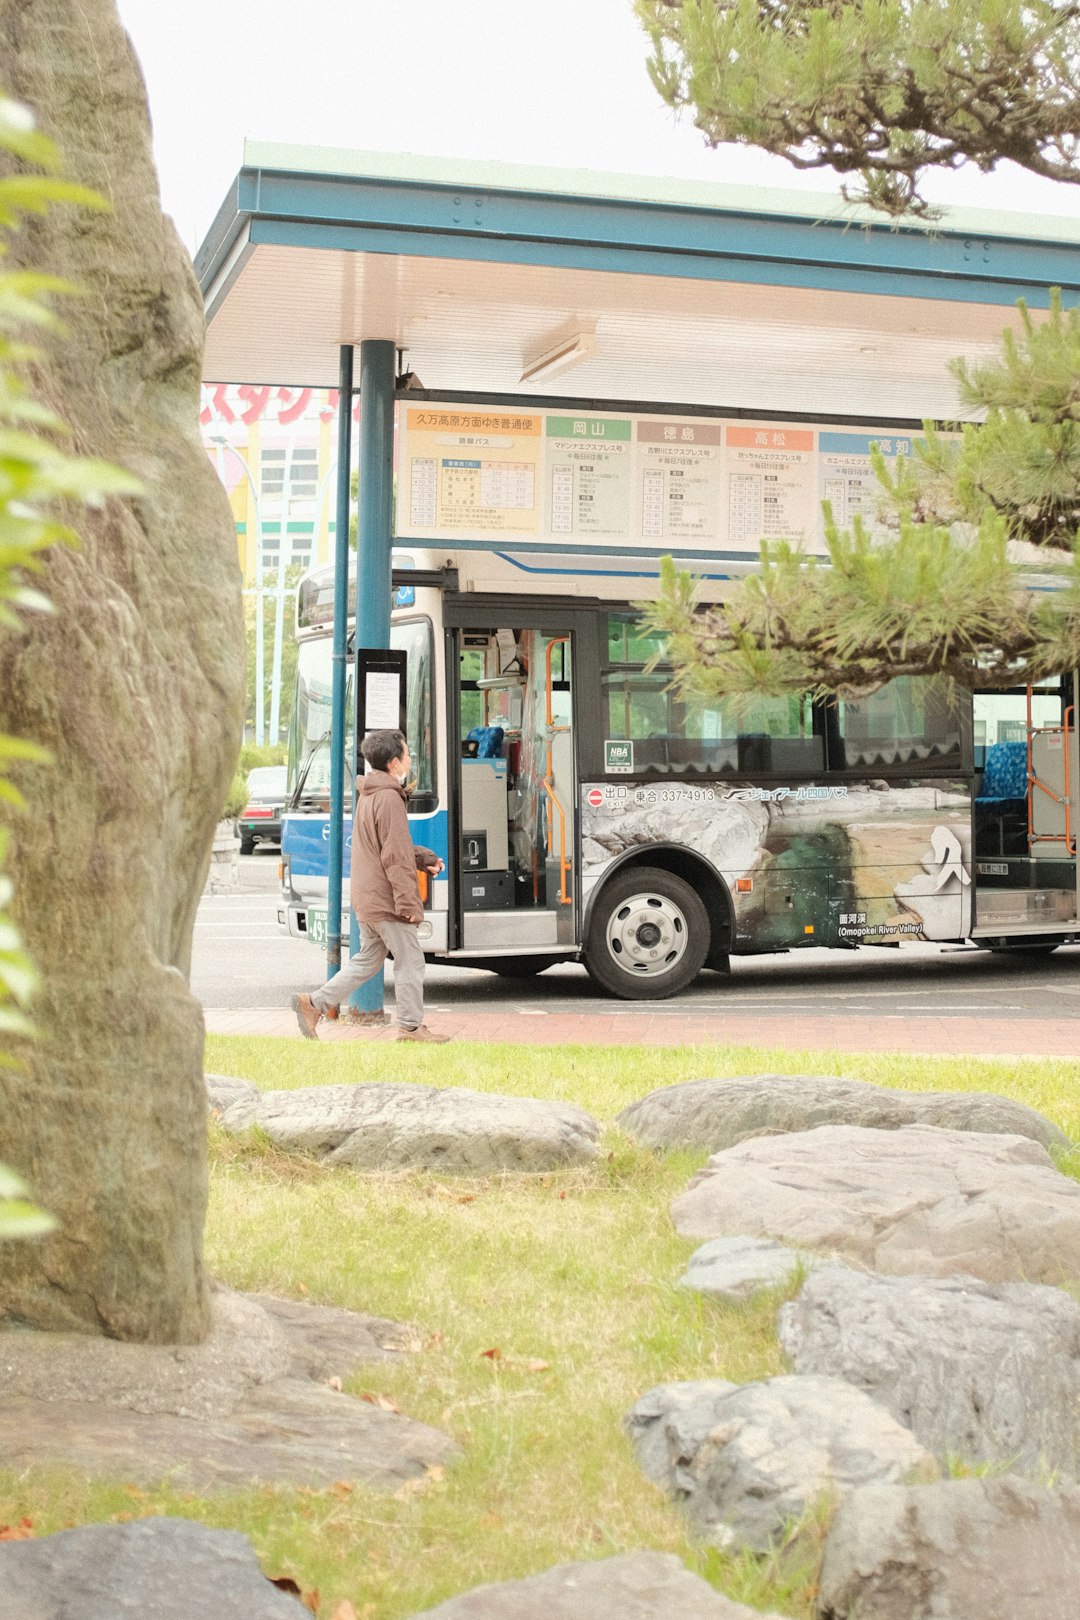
top-left (204, 1005), bottom-right (1080, 1059)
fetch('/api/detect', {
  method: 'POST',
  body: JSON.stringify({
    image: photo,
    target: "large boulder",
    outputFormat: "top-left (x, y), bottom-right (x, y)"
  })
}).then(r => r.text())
top-left (404, 1551), bottom-right (790, 1619)
top-left (0, 0), bottom-right (244, 1341)
top-left (0, 1288), bottom-right (413, 1416)
top-left (0, 1288), bottom-right (457, 1492)
top-left (818, 1477), bottom-right (1080, 1620)
top-left (625, 1375), bottom-right (936, 1551)
top-left (214, 1081), bottom-right (600, 1172)
top-left (778, 1265), bottom-right (1080, 1476)
top-left (618, 1074), bottom-right (1067, 1154)
top-left (670, 1125), bottom-right (1080, 1284)
top-left (0, 1518), bottom-right (310, 1619)
top-left (0, 1377), bottom-right (457, 1495)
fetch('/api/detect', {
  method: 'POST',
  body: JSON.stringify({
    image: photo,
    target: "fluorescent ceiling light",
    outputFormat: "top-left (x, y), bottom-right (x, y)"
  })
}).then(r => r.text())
top-left (519, 329), bottom-right (596, 385)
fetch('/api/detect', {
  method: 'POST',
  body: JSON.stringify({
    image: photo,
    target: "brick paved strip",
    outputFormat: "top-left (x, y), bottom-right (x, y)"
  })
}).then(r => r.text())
top-left (203, 1008), bottom-right (1080, 1059)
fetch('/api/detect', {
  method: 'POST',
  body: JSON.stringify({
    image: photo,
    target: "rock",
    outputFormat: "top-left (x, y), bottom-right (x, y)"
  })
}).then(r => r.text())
top-left (404, 1551), bottom-right (789, 1618)
top-left (0, 1517), bottom-right (310, 1620)
top-left (625, 1375), bottom-right (936, 1551)
top-left (671, 1124), bottom-right (1080, 1285)
top-left (0, 1289), bottom-right (456, 1492)
top-left (0, 1379), bottom-right (456, 1495)
top-left (679, 1236), bottom-right (817, 1300)
top-left (250, 1292), bottom-right (416, 1378)
top-left (617, 1074), bottom-right (1067, 1154)
top-left (216, 1082), bottom-right (600, 1172)
top-left (817, 1476), bottom-right (1080, 1620)
top-left (206, 1073), bottom-right (260, 1117)
top-left (0, 1288), bottom-right (294, 1420)
top-left (626, 1380), bottom-right (738, 1485)
top-left (0, 0), bottom-right (244, 1341)
top-left (778, 1265), bottom-right (1080, 1475)
top-left (0, 1288), bottom-right (414, 1415)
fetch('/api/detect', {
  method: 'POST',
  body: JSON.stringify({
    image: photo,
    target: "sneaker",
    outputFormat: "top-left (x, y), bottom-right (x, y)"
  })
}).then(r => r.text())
top-left (291, 992), bottom-right (322, 1040)
top-left (396, 1024), bottom-right (450, 1044)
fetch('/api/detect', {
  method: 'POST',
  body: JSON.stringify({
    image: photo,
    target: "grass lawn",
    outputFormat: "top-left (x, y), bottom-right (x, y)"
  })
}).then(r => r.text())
top-left (2, 1038), bottom-right (1078, 1617)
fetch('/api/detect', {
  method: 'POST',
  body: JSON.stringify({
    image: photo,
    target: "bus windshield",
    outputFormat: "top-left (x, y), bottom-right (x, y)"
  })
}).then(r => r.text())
top-left (287, 618), bottom-right (434, 800)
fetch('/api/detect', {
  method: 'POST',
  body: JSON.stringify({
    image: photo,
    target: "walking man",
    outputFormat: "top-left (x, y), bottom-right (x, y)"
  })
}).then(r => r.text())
top-left (291, 729), bottom-right (449, 1043)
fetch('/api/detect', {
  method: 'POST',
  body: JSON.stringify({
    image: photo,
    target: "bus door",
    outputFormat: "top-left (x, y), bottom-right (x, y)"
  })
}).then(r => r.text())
top-left (452, 622), bottom-right (577, 954)
top-left (972, 675), bottom-right (1079, 936)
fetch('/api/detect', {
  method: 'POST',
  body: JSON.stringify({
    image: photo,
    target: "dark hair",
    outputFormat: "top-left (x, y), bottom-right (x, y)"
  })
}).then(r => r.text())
top-left (360, 729), bottom-right (407, 773)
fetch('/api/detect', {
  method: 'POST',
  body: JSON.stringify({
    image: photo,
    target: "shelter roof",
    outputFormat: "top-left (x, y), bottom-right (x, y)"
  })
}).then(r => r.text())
top-left (197, 142), bottom-right (1080, 420)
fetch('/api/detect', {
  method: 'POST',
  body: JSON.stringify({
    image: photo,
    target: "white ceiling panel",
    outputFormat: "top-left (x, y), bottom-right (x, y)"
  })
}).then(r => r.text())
top-left (203, 243), bottom-right (1025, 422)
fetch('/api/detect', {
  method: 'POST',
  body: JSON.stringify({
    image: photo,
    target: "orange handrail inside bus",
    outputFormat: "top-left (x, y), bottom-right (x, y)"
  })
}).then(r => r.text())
top-left (543, 636), bottom-right (572, 906)
top-left (1026, 688), bottom-right (1076, 855)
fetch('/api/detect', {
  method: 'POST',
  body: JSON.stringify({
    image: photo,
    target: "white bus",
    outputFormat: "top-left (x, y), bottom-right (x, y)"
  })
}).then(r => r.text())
top-left (280, 549), bottom-right (1079, 998)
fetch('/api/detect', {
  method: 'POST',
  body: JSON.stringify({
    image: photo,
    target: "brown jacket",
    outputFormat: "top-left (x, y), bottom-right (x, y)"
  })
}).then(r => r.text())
top-left (349, 771), bottom-right (436, 926)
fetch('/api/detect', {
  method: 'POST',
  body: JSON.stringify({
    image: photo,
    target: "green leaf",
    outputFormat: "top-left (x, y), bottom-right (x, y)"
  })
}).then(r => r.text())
top-left (0, 734), bottom-right (51, 764)
top-left (54, 456), bottom-right (144, 498)
top-left (0, 953), bottom-right (39, 1005)
top-left (7, 586), bottom-right (53, 614)
top-left (0, 176), bottom-right (107, 216)
top-left (0, 97), bottom-right (59, 171)
top-left (0, 1199), bottom-right (56, 1239)
top-left (0, 1162), bottom-right (32, 1199)
top-left (0, 1005), bottom-right (35, 1038)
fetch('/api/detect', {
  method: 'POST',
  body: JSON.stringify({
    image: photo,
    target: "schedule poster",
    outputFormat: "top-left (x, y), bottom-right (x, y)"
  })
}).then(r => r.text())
top-left (545, 415), bottom-right (632, 539)
top-left (396, 402), bottom-right (923, 557)
top-left (404, 407), bottom-right (543, 536)
top-left (725, 424), bottom-right (817, 551)
top-left (818, 430), bottom-right (919, 535)
top-left (638, 419), bottom-right (724, 543)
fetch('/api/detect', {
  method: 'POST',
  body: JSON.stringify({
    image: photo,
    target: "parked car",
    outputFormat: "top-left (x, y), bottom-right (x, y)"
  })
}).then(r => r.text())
top-left (238, 765), bottom-right (288, 854)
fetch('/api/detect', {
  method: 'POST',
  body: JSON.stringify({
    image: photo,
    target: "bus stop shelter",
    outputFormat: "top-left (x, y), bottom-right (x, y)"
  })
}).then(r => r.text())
top-left (195, 141), bottom-right (1080, 990)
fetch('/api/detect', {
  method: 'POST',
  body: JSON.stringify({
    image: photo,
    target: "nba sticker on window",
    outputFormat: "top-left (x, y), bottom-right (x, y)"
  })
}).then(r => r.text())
top-left (604, 739), bottom-right (634, 774)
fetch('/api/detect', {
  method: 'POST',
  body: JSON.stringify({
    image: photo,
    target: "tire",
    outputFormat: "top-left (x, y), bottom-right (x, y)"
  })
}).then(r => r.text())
top-left (584, 865), bottom-right (710, 1000)
top-left (239, 836), bottom-right (255, 856)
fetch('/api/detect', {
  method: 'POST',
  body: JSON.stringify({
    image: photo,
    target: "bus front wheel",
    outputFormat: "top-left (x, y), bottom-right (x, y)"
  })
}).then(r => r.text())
top-left (584, 866), bottom-right (710, 1000)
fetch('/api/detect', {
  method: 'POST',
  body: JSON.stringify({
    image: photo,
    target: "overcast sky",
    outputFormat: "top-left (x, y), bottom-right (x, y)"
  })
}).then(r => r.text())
top-left (114, 0), bottom-right (1079, 256)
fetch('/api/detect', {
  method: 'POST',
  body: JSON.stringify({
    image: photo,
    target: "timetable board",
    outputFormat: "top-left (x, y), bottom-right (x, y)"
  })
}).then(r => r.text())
top-left (396, 404), bottom-right (919, 555)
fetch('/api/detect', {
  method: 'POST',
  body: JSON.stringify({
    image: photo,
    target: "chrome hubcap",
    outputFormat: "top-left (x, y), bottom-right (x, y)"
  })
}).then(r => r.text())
top-left (605, 892), bottom-right (688, 977)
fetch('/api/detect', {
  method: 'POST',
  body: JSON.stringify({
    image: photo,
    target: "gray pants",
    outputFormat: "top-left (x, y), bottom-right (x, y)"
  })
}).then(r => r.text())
top-left (312, 918), bottom-right (425, 1030)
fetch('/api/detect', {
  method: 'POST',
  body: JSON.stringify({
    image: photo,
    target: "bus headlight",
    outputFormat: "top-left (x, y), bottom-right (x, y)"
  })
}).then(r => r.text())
top-left (417, 919), bottom-right (433, 942)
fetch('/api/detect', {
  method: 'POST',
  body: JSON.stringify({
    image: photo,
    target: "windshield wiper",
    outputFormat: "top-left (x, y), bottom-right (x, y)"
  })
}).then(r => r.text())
top-left (287, 731), bottom-right (353, 810)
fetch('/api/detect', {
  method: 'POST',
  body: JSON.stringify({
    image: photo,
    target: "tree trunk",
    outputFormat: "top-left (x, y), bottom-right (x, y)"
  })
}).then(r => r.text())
top-left (0, 0), bottom-right (245, 1341)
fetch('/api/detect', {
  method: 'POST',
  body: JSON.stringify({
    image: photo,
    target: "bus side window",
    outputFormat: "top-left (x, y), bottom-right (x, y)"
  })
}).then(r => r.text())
top-left (833, 677), bottom-right (962, 771)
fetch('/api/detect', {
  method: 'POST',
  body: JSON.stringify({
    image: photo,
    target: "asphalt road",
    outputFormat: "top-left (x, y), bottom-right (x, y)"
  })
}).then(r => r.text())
top-left (192, 852), bottom-right (1080, 1029)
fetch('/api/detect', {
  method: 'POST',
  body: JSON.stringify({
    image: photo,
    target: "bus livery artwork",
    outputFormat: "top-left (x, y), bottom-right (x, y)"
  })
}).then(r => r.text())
top-left (579, 778), bottom-right (972, 952)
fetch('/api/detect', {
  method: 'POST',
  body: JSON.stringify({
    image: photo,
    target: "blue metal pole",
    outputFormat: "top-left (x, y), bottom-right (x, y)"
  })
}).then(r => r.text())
top-left (349, 338), bottom-right (397, 1012)
top-left (325, 343), bottom-right (354, 980)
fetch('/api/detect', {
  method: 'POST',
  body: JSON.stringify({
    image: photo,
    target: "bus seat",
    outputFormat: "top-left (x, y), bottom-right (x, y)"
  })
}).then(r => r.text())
top-left (975, 740), bottom-right (1028, 809)
top-left (466, 725), bottom-right (505, 759)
